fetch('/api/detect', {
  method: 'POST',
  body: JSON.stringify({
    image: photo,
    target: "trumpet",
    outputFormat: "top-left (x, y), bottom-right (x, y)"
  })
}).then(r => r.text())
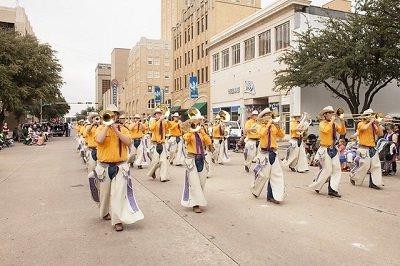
top-left (156, 104), bottom-right (170, 119)
top-left (218, 110), bottom-right (230, 123)
top-left (296, 112), bottom-right (312, 133)
top-left (94, 116), bottom-right (101, 124)
top-left (181, 107), bottom-right (202, 133)
top-left (99, 110), bottom-right (115, 126)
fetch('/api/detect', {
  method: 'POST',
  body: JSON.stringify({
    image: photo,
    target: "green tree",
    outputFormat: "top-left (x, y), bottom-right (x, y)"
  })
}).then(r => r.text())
top-left (75, 106), bottom-right (95, 121)
top-left (0, 28), bottom-right (68, 124)
top-left (274, 0), bottom-right (400, 113)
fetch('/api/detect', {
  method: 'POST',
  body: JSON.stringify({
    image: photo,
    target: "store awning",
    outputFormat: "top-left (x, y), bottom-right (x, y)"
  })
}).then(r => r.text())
top-left (192, 102), bottom-right (207, 115)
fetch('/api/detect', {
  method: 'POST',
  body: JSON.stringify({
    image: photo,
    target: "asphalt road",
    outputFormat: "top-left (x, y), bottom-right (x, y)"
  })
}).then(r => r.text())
top-left (0, 137), bottom-right (399, 265)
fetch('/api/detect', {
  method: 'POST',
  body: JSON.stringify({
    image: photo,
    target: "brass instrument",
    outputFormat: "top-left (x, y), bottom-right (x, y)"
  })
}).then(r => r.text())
top-left (296, 112), bottom-right (312, 134)
top-left (218, 110), bottom-right (230, 123)
top-left (94, 116), bottom-right (101, 124)
top-left (156, 104), bottom-right (170, 118)
top-left (182, 107), bottom-right (202, 133)
top-left (99, 110), bottom-right (115, 126)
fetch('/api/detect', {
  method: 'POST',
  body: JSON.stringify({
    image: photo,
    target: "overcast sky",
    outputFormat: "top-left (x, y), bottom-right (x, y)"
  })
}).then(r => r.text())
top-left (0, 0), bottom-right (331, 116)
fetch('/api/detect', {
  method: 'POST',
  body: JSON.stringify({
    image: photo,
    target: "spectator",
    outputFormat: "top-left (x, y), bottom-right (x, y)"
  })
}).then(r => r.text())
top-left (338, 138), bottom-right (348, 171)
top-left (2, 122), bottom-right (10, 137)
top-left (36, 133), bottom-right (46, 146)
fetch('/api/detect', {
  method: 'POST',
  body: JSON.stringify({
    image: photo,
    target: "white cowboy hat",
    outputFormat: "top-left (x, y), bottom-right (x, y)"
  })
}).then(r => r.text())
top-left (258, 107), bottom-right (272, 119)
top-left (154, 108), bottom-right (162, 114)
top-left (87, 112), bottom-right (99, 120)
top-left (119, 114), bottom-right (127, 119)
top-left (318, 106), bottom-right (335, 117)
top-left (134, 114), bottom-right (141, 119)
top-left (105, 104), bottom-right (121, 113)
top-left (363, 108), bottom-right (374, 115)
top-left (172, 112), bottom-right (180, 118)
top-left (215, 114), bottom-right (221, 120)
top-left (251, 110), bottom-right (259, 115)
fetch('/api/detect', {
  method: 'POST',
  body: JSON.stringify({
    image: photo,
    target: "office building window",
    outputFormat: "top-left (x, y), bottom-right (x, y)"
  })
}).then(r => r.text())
top-left (164, 72), bottom-right (170, 79)
top-left (201, 68), bottom-right (204, 83)
top-left (147, 71), bottom-right (153, 78)
top-left (205, 41), bottom-right (208, 55)
top-left (153, 71), bottom-right (160, 78)
top-left (147, 99), bottom-right (155, 109)
top-left (147, 86), bottom-right (153, 92)
top-left (232, 43), bottom-right (240, 65)
top-left (212, 53), bottom-right (220, 72)
top-left (259, 30), bottom-right (271, 56)
top-left (205, 66), bottom-right (209, 82)
top-left (197, 69), bottom-right (200, 83)
top-left (197, 45), bottom-right (200, 59)
top-left (153, 58), bottom-right (160, 65)
top-left (276, 21), bottom-right (290, 50)
top-left (147, 58), bottom-right (153, 65)
top-left (221, 48), bottom-right (229, 68)
top-left (244, 37), bottom-right (255, 61)
top-left (165, 86), bottom-right (169, 93)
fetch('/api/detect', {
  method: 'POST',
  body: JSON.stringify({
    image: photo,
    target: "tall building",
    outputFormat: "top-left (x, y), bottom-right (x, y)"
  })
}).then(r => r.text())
top-left (161, 0), bottom-right (191, 42)
top-left (120, 37), bottom-right (173, 117)
top-left (171, 0), bottom-right (261, 118)
top-left (0, 4), bottom-right (33, 35)
top-left (95, 63), bottom-right (111, 110)
top-left (208, 0), bottom-right (397, 134)
top-left (102, 48), bottom-right (130, 109)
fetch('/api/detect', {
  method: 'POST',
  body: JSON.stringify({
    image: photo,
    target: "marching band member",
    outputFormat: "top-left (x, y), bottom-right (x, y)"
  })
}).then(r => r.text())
top-left (127, 114), bottom-right (149, 169)
top-left (84, 112), bottom-right (100, 174)
top-left (282, 114), bottom-right (309, 173)
top-left (309, 106), bottom-right (346, 197)
top-left (80, 120), bottom-right (90, 164)
top-left (243, 110), bottom-right (260, 172)
top-left (147, 108), bottom-right (171, 182)
top-left (250, 108), bottom-right (285, 204)
top-left (212, 114), bottom-right (230, 165)
top-left (181, 113), bottom-right (212, 213)
top-left (93, 104), bottom-right (143, 231)
top-left (350, 109), bottom-right (384, 189)
top-left (199, 116), bottom-right (213, 178)
top-left (168, 113), bottom-right (185, 166)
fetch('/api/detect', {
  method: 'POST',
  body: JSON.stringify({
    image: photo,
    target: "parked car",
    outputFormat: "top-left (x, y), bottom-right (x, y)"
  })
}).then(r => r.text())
top-left (52, 123), bottom-right (65, 137)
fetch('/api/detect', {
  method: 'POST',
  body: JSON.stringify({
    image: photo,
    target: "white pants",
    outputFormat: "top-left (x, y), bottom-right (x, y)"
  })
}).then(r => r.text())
top-left (282, 139), bottom-right (309, 172)
top-left (250, 150), bottom-right (285, 201)
top-left (204, 151), bottom-right (212, 177)
top-left (95, 162), bottom-right (144, 226)
top-left (309, 147), bottom-right (341, 192)
top-left (212, 138), bottom-right (230, 164)
top-left (128, 138), bottom-right (151, 167)
top-left (181, 155), bottom-right (208, 207)
top-left (147, 143), bottom-right (169, 181)
top-left (244, 138), bottom-right (259, 168)
top-left (87, 148), bottom-right (97, 173)
top-left (350, 147), bottom-right (383, 187)
top-left (168, 136), bottom-right (185, 165)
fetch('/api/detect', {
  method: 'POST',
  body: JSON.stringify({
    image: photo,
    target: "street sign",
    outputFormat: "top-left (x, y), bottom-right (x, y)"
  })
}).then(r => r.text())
top-left (154, 86), bottom-right (161, 104)
top-left (111, 79), bottom-right (119, 105)
top-left (189, 76), bottom-right (198, 99)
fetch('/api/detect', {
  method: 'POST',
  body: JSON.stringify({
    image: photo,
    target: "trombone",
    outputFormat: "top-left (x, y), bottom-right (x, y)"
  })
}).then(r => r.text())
top-left (99, 110), bottom-right (116, 126)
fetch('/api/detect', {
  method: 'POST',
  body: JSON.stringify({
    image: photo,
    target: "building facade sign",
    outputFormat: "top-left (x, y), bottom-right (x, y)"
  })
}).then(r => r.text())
top-left (228, 87), bottom-right (240, 95)
top-left (244, 80), bottom-right (256, 95)
top-left (111, 79), bottom-right (119, 105)
top-left (154, 86), bottom-right (162, 104)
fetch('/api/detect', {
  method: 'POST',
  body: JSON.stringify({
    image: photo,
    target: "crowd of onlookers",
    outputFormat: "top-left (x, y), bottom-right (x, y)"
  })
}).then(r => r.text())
top-left (0, 121), bottom-right (72, 150)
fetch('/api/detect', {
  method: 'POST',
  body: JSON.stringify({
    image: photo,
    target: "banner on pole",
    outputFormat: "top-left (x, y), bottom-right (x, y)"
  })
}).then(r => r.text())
top-left (189, 76), bottom-right (198, 99)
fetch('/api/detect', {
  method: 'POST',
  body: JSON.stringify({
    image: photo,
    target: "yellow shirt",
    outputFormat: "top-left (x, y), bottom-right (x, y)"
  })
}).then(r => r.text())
top-left (357, 121), bottom-right (383, 147)
top-left (290, 120), bottom-right (300, 138)
top-left (95, 125), bottom-right (131, 163)
top-left (245, 118), bottom-right (260, 139)
top-left (129, 122), bottom-right (147, 139)
top-left (212, 125), bottom-right (224, 139)
top-left (79, 126), bottom-right (85, 136)
top-left (75, 125), bottom-right (81, 135)
top-left (319, 121), bottom-right (346, 147)
top-left (184, 129), bottom-right (212, 155)
top-left (169, 121), bottom-right (183, 137)
top-left (85, 125), bottom-right (98, 148)
top-left (259, 124), bottom-right (285, 149)
top-left (149, 119), bottom-right (171, 143)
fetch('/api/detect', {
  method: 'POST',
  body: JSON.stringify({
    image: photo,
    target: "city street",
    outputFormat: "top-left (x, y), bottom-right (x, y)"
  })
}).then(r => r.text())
top-left (0, 136), bottom-right (399, 265)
